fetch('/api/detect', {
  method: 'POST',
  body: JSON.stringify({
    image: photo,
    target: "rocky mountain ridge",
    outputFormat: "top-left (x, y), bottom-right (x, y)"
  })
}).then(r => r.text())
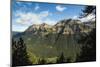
top-left (25, 19), bottom-right (94, 36)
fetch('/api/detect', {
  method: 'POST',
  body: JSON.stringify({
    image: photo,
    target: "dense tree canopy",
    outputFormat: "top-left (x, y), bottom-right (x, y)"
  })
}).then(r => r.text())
top-left (12, 37), bottom-right (32, 66)
top-left (76, 28), bottom-right (96, 62)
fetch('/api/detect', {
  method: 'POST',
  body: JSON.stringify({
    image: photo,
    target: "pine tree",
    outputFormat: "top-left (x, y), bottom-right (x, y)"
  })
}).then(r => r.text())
top-left (12, 37), bottom-right (32, 66)
top-left (76, 28), bottom-right (96, 62)
top-left (56, 52), bottom-right (65, 63)
top-left (66, 58), bottom-right (71, 63)
top-left (79, 6), bottom-right (96, 18)
top-left (38, 58), bottom-right (46, 64)
top-left (76, 5), bottom-right (96, 62)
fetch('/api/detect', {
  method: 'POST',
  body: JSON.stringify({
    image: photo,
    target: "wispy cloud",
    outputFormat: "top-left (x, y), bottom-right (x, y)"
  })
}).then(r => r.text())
top-left (14, 10), bottom-right (55, 25)
top-left (56, 5), bottom-right (67, 12)
top-left (72, 16), bottom-right (78, 19)
top-left (34, 4), bottom-right (39, 11)
top-left (80, 13), bottom-right (95, 22)
top-left (12, 25), bottom-right (28, 32)
top-left (72, 13), bottom-right (96, 22)
top-left (44, 19), bottom-right (56, 25)
top-left (13, 10), bottom-right (56, 31)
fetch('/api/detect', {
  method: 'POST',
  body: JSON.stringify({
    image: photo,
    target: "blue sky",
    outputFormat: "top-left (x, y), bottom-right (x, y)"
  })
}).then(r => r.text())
top-left (12, 0), bottom-right (86, 32)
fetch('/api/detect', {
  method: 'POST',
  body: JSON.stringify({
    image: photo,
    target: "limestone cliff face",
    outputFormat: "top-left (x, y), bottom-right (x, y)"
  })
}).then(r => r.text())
top-left (25, 19), bottom-right (93, 36)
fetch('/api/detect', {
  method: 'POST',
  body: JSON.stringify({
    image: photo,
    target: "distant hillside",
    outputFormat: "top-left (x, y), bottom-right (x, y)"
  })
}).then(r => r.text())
top-left (12, 31), bottom-right (25, 38)
top-left (12, 31), bottom-right (20, 36)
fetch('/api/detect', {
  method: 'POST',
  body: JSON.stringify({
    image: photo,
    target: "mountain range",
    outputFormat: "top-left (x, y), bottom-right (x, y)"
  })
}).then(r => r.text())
top-left (12, 19), bottom-right (95, 64)
top-left (23, 19), bottom-right (94, 36)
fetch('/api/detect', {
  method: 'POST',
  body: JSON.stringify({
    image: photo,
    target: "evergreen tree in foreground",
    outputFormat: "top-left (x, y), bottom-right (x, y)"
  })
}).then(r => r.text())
top-left (76, 5), bottom-right (96, 62)
top-left (12, 37), bottom-right (32, 66)
top-left (79, 6), bottom-right (96, 18)
top-left (56, 52), bottom-right (65, 63)
top-left (38, 58), bottom-right (46, 64)
top-left (56, 52), bottom-right (71, 63)
top-left (76, 28), bottom-right (96, 62)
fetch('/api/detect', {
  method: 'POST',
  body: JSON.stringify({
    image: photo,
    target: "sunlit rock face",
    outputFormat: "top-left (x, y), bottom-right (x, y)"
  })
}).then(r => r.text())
top-left (25, 19), bottom-right (93, 36)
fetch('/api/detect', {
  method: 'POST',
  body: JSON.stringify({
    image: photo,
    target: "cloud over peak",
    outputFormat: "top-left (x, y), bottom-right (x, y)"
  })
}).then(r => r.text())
top-left (56, 5), bottom-right (67, 12)
top-left (80, 13), bottom-right (95, 22)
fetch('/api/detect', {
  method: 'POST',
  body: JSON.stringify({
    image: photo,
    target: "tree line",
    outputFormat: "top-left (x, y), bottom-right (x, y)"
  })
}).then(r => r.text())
top-left (12, 37), bottom-right (72, 66)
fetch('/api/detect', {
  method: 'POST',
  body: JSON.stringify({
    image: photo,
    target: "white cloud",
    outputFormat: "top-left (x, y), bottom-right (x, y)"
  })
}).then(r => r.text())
top-left (14, 11), bottom-right (54, 26)
top-left (80, 13), bottom-right (95, 22)
top-left (44, 19), bottom-right (56, 25)
top-left (39, 11), bottom-right (50, 17)
top-left (56, 5), bottom-right (67, 12)
top-left (72, 16), bottom-right (78, 19)
top-left (13, 11), bottom-right (56, 31)
top-left (34, 4), bottom-right (39, 11)
top-left (72, 14), bottom-right (95, 22)
top-left (12, 25), bottom-right (28, 32)
top-left (15, 12), bottom-right (42, 25)
top-left (16, 1), bottom-right (22, 5)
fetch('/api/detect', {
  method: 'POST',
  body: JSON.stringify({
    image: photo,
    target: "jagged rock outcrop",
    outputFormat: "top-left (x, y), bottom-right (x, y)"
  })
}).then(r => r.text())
top-left (24, 19), bottom-right (94, 36)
